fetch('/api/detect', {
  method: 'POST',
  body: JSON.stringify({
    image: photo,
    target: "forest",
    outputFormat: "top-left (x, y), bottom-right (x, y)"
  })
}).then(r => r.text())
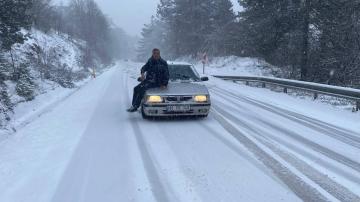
top-left (138, 0), bottom-right (360, 87)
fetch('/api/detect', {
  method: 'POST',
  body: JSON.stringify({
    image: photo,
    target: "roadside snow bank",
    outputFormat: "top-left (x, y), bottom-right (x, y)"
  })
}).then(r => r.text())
top-left (177, 56), bottom-right (280, 77)
top-left (0, 78), bottom-right (91, 140)
top-left (1, 29), bottom-right (90, 134)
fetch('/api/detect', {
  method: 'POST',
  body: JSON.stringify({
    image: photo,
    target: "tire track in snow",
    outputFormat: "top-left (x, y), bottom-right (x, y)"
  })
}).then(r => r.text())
top-left (122, 72), bottom-right (173, 202)
top-left (210, 108), bottom-right (329, 202)
top-left (212, 94), bottom-right (360, 184)
top-left (199, 122), bottom-right (291, 185)
top-left (51, 68), bottom-right (132, 202)
top-left (212, 86), bottom-right (360, 149)
top-left (211, 88), bottom-right (360, 174)
top-left (212, 105), bottom-right (360, 202)
top-left (254, 136), bottom-right (360, 202)
top-left (129, 121), bottom-right (173, 202)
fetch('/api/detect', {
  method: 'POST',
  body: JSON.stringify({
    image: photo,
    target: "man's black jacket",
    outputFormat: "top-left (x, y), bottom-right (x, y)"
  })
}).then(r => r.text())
top-left (141, 57), bottom-right (169, 86)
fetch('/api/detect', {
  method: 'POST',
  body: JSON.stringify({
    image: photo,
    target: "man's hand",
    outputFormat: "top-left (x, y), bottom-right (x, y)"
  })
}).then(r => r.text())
top-left (140, 73), bottom-right (145, 81)
top-left (160, 85), bottom-right (167, 90)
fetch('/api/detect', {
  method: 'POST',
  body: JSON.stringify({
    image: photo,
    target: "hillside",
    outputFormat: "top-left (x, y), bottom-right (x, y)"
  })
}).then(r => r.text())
top-left (0, 29), bottom-right (92, 130)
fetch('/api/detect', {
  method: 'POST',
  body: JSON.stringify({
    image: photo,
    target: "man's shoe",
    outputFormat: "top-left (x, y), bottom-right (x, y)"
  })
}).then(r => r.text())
top-left (127, 106), bottom-right (138, 112)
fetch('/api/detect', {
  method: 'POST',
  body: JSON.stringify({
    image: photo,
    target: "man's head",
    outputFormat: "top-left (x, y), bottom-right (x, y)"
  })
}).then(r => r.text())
top-left (152, 48), bottom-right (161, 60)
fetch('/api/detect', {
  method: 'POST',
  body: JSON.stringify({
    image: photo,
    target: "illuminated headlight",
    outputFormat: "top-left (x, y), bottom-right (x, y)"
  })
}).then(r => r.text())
top-left (194, 95), bottom-right (208, 102)
top-left (147, 95), bottom-right (163, 103)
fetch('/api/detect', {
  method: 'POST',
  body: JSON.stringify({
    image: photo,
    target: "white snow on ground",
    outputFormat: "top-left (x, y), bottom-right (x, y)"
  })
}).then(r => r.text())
top-left (0, 61), bottom-right (359, 202)
top-left (0, 68), bottom-right (115, 202)
top-left (209, 78), bottom-right (360, 199)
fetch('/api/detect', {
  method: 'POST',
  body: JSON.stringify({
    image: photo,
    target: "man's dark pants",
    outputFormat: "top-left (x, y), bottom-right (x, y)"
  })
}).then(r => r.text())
top-left (132, 81), bottom-right (159, 109)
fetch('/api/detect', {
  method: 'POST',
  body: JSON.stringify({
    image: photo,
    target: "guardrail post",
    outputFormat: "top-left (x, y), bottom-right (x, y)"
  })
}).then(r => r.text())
top-left (314, 93), bottom-right (318, 100)
top-left (357, 101), bottom-right (360, 111)
top-left (283, 87), bottom-right (288, 94)
top-left (262, 82), bottom-right (266, 88)
top-left (246, 81), bottom-right (249, 86)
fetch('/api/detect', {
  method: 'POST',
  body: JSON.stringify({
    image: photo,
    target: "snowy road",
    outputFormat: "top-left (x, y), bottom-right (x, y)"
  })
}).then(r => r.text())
top-left (0, 62), bottom-right (359, 202)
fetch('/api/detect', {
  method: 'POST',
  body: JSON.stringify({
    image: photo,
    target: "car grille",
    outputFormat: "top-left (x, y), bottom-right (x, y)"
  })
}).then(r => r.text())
top-left (180, 96), bottom-right (193, 102)
top-left (166, 96), bottom-right (178, 102)
top-left (165, 96), bottom-right (193, 102)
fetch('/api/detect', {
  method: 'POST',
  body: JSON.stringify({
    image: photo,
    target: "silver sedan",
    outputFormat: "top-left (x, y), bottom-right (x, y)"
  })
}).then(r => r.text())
top-left (141, 62), bottom-right (211, 119)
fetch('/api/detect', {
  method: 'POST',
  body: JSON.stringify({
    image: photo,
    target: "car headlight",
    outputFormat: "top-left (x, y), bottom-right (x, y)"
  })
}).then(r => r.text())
top-left (147, 95), bottom-right (163, 103)
top-left (194, 95), bottom-right (207, 102)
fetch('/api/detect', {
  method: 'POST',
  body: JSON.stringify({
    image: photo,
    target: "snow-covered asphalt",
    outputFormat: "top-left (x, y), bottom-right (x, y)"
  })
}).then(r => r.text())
top-left (0, 62), bottom-right (359, 202)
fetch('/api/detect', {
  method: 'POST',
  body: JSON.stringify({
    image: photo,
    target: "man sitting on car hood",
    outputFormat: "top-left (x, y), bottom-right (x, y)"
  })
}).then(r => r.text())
top-left (127, 48), bottom-right (169, 112)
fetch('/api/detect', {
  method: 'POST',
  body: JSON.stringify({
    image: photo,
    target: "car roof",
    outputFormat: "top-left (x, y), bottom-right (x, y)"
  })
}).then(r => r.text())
top-left (167, 61), bottom-right (193, 66)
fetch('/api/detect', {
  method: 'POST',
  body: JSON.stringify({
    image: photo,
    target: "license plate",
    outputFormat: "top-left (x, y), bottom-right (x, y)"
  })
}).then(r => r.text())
top-left (167, 105), bottom-right (191, 112)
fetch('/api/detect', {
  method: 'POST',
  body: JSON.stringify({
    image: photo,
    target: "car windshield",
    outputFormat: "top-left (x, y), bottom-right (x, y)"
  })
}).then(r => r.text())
top-left (169, 65), bottom-right (200, 81)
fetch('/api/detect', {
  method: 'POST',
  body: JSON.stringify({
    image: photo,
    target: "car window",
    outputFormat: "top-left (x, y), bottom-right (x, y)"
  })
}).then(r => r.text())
top-left (169, 65), bottom-right (200, 81)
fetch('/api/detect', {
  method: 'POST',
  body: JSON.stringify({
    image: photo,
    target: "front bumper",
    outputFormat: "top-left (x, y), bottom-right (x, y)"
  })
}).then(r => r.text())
top-left (142, 103), bottom-right (211, 117)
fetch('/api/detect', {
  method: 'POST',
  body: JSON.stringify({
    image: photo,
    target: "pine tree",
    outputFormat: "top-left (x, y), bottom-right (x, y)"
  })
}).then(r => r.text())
top-left (0, 0), bottom-right (33, 51)
top-left (0, 53), bottom-right (12, 126)
top-left (311, 0), bottom-right (360, 86)
top-left (240, 0), bottom-right (302, 57)
top-left (0, 53), bottom-right (10, 81)
top-left (161, 0), bottom-right (215, 56)
top-left (238, 0), bottom-right (308, 78)
top-left (138, 17), bottom-right (157, 60)
top-left (0, 82), bottom-right (12, 126)
top-left (205, 0), bottom-right (236, 56)
top-left (137, 16), bottom-right (167, 61)
top-left (0, 0), bottom-right (33, 79)
top-left (150, 0), bottom-right (237, 57)
top-left (31, 0), bottom-right (56, 33)
top-left (15, 63), bottom-right (35, 101)
top-left (300, 0), bottom-right (311, 80)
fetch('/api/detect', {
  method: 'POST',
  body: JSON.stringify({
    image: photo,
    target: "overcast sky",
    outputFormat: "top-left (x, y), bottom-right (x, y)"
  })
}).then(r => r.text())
top-left (56, 0), bottom-right (242, 36)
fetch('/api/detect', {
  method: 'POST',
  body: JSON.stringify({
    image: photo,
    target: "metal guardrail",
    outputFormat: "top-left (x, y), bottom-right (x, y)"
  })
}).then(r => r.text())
top-left (213, 75), bottom-right (360, 111)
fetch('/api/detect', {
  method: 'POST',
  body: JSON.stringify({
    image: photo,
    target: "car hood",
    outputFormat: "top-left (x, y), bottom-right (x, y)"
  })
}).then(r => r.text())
top-left (146, 82), bottom-right (209, 96)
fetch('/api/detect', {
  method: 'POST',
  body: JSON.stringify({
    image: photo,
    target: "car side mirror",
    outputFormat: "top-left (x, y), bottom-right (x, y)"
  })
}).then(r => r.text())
top-left (201, 77), bottom-right (209, 81)
top-left (137, 77), bottom-right (143, 82)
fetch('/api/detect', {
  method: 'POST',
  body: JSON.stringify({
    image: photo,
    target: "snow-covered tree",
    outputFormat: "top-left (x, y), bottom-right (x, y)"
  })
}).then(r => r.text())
top-left (137, 16), bottom-right (168, 61)
top-left (0, 54), bottom-right (12, 126)
top-left (15, 64), bottom-right (35, 101)
top-left (50, 64), bottom-right (75, 88)
top-left (0, 0), bottom-right (33, 76)
top-left (205, 0), bottom-right (237, 56)
top-left (68, 0), bottom-right (112, 66)
top-left (31, 0), bottom-right (56, 33)
top-left (147, 0), bottom-right (238, 57)
top-left (0, 0), bottom-right (32, 51)
top-left (0, 82), bottom-right (12, 127)
top-left (311, 0), bottom-right (360, 86)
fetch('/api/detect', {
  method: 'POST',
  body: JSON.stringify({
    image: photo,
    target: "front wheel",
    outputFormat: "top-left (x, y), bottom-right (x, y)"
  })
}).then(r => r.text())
top-left (141, 106), bottom-right (150, 119)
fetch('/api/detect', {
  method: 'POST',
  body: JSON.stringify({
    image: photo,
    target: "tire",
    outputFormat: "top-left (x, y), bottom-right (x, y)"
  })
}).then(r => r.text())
top-left (141, 106), bottom-right (150, 120)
